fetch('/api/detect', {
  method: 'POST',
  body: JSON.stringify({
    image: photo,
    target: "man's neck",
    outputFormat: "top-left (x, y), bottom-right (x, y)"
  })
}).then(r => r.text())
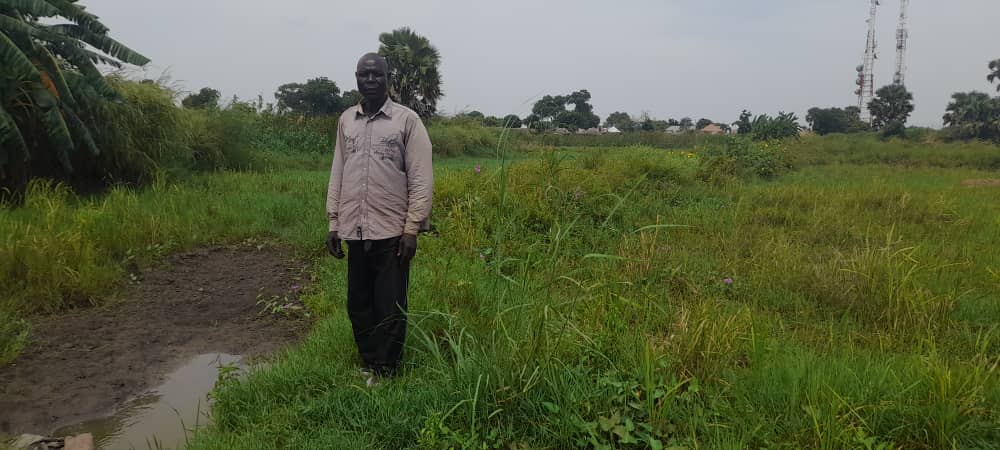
top-left (362, 96), bottom-right (388, 117)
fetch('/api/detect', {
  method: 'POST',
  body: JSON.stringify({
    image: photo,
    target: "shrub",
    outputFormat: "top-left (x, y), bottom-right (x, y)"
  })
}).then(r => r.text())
top-left (698, 137), bottom-right (789, 182)
top-left (428, 123), bottom-right (503, 156)
top-left (749, 112), bottom-right (802, 141)
top-left (74, 78), bottom-right (191, 187)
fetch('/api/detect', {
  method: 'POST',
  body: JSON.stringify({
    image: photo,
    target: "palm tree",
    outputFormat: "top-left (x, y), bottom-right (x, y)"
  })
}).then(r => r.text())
top-left (378, 27), bottom-right (442, 119)
top-left (1, 0), bottom-right (149, 198)
top-left (943, 91), bottom-right (1000, 141)
top-left (868, 84), bottom-right (914, 132)
top-left (989, 59), bottom-right (1000, 92)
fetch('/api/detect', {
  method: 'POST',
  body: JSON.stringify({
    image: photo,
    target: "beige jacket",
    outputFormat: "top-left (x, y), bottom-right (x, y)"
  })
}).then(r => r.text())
top-left (327, 99), bottom-right (433, 240)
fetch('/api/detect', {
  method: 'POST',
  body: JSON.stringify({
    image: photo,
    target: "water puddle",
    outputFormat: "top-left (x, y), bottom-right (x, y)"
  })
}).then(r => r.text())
top-left (54, 353), bottom-right (242, 450)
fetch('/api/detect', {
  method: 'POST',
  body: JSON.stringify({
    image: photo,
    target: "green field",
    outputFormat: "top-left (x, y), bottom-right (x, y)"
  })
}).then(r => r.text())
top-left (3, 137), bottom-right (998, 448)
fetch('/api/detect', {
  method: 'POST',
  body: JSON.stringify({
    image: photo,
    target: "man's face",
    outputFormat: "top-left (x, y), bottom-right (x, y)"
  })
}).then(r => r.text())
top-left (356, 56), bottom-right (388, 103)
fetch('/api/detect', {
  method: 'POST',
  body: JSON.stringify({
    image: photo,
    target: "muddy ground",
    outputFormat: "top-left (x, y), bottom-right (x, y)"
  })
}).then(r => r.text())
top-left (0, 246), bottom-right (311, 435)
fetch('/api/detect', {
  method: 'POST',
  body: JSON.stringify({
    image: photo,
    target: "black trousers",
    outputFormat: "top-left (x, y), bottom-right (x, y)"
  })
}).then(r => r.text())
top-left (346, 237), bottom-right (410, 375)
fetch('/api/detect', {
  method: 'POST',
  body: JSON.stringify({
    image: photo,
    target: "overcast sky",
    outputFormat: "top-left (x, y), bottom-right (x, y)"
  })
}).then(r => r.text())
top-left (92, 0), bottom-right (997, 127)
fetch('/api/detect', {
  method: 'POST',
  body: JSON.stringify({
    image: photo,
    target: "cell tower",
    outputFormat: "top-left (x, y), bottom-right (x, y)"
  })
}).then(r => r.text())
top-left (893, 0), bottom-right (910, 85)
top-left (855, 0), bottom-right (879, 124)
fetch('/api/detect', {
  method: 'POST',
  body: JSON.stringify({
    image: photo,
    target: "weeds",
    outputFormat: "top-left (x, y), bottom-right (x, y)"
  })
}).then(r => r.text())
top-left (2, 135), bottom-right (999, 448)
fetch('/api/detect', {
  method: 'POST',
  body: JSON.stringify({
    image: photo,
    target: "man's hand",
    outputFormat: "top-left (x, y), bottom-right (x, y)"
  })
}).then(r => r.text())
top-left (397, 233), bottom-right (417, 264)
top-left (326, 231), bottom-right (344, 259)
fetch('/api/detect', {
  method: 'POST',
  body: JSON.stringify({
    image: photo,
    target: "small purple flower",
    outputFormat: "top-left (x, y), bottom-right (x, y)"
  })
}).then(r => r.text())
top-left (291, 284), bottom-right (301, 292)
top-left (479, 253), bottom-right (486, 260)
top-left (474, 165), bottom-right (482, 174)
top-left (723, 277), bottom-right (734, 285)
top-left (282, 303), bottom-right (292, 310)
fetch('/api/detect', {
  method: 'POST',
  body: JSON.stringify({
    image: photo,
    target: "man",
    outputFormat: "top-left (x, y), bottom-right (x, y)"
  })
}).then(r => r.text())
top-left (326, 53), bottom-right (433, 385)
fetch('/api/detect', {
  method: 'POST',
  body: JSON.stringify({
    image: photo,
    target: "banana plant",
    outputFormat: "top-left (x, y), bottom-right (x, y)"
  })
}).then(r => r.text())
top-left (1, 0), bottom-right (148, 192)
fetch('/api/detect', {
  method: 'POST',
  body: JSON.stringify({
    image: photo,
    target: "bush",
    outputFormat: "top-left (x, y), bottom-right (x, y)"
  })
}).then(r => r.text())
top-left (11, 79), bottom-right (266, 195)
top-left (185, 109), bottom-right (256, 171)
top-left (749, 112), bottom-right (802, 141)
top-left (698, 137), bottom-right (789, 182)
top-left (249, 114), bottom-right (338, 154)
top-left (428, 123), bottom-right (504, 156)
top-left (71, 78), bottom-right (191, 187)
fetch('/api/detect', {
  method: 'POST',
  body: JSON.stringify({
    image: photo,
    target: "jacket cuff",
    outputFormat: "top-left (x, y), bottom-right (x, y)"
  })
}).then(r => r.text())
top-left (329, 221), bottom-right (338, 233)
top-left (403, 221), bottom-right (421, 235)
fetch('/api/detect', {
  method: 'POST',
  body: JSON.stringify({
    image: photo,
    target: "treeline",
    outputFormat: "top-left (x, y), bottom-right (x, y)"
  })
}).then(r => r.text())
top-left (1, 6), bottom-right (450, 201)
top-left (807, 59), bottom-right (1000, 141)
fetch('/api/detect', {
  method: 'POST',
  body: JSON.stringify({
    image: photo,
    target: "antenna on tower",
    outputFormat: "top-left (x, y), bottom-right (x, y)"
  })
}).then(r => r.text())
top-left (856, 0), bottom-right (879, 124)
top-left (893, 0), bottom-right (909, 85)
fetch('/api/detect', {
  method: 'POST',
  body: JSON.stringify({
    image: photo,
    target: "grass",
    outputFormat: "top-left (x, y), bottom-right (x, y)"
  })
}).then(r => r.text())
top-left (2, 136), bottom-right (1000, 448)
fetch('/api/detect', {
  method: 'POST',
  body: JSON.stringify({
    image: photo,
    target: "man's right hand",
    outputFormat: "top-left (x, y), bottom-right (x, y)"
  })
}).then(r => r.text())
top-left (326, 231), bottom-right (344, 259)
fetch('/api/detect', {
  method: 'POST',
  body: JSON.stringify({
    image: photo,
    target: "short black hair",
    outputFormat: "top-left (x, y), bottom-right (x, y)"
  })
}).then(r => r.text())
top-left (357, 53), bottom-right (388, 71)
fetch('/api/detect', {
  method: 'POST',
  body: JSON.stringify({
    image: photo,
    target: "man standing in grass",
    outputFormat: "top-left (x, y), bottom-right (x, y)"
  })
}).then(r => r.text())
top-left (325, 53), bottom-right (433, 386)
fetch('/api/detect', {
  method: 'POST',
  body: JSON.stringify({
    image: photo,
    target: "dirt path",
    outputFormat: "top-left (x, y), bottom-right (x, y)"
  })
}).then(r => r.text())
top-left (0, 246), bottom-right (311, 435)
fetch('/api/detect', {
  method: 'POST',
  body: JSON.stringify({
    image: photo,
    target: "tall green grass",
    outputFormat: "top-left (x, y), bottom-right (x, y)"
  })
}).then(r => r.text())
top-left (787, 133), bottom-right (1000, 170)
top-left (2, 138), bottom-right (999, 447)
top-left (190, 148), bottom-right (997, 448)
top-left (515, 130), bottom-right (730, 150)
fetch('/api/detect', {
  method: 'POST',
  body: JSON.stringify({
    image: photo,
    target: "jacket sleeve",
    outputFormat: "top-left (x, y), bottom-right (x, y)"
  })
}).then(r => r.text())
top-left (403, 115), bottom-right (433, 235)
top-left (327, 118), bottom-right (346, 233)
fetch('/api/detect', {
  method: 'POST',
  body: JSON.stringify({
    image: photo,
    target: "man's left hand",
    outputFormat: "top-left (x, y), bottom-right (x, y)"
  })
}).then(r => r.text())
top-left (397, 233), bottom-right (418, 264)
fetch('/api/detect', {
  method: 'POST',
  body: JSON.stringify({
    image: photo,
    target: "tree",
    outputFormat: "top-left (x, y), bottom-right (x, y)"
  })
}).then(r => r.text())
top-left (1, 0), bottom-right (150, 198)
top-left (806, 106), bottom-right (869, 135)
top-left (806, 107), bottom-right (850, 135)
top-left (604, 111), bottom-right (634, 131)
top-left (502, 114), bottom-right (522, 128)
top-left (696, 118), bottom-right (713, 130)
top-left (868, 84), bottom-right (914, 137)
top-left (482, 116), bottom-right (503, 127)
top-left (942, 91), bottom-right (1000, 142)
top-left (529, 90), bottom-right (600, 131)
top-left (733, 110), bottom-right (753, 134)
top-left (988, 59), bottom-right (1000, 92)
top-left (679, 117), bottom-right (694, 131)
top-left (181, 88), bottom-right (221, 110)
top-left (843, 106), bottom-right (870, 132)
top-left (275, 77), bottom-right (345, 116)
top-left (531, 95), bottom-right (565, 120)
top-left (341, 89), bottom-right (362, 107)
top-left (378, 27), bottom-right (442, 119)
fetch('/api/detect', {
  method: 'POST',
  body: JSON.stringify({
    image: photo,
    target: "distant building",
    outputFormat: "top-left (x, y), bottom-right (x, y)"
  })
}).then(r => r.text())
top-left (665, 125), bottom-right (683, 134)
top-left (606, 126), bottom-right (622, 134)
top-left (699, 124), bottom-right (725, 135)
top-left (552, 127), bottom-right (571, 135)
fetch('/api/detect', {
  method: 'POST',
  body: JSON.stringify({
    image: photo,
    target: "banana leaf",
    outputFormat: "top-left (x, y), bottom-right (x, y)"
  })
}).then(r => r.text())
top-left (0, 104), bottom-right (29, 171)
top-left (30, 85), bottom-right (75, 171)
top-left (60, 103), bottom-right (97, 156)
top-left (45, 0), bottom-right (108, 34)
top-left (47, 23), bottom-right (149, 65)
top-left (0, 0), bottom-right (60, 17)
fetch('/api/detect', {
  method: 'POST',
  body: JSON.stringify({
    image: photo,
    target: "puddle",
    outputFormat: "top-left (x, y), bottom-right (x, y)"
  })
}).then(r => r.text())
top-left (54, 353), bottom-right (243, 450)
